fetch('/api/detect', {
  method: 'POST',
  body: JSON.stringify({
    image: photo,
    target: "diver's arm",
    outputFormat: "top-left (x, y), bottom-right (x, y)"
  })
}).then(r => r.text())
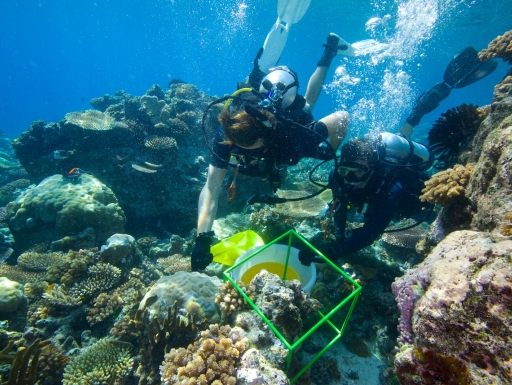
top-left (197, 165), bottom-right (227, 233)
top-left (398, 122), bottom-right (415, 139)
top-left (305, 66), bottom-right (328, 111)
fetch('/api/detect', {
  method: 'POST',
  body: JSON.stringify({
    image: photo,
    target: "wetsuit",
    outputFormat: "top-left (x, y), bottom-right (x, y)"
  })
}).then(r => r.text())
top-left (327, 167), bottom-right (427, 256)
top-left (209, 105), bottom-right (331, 178)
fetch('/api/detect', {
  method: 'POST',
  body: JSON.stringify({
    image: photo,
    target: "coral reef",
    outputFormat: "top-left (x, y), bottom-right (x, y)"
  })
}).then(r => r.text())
top-left (0, 338), bottom-right (50, 385)
top-left (100, 233), bottom-right (136, 264)
top-left (479, 30), bottom-right (512, 65)
top-left (68, 263), bottom-right (122, 300)
top-left (251, 270), bottom-right (321, 343)
top-left (0, 277), bottom-right (26, 314)
top-left (236, 348), bottom-right (290, 385)
top-left (17, 251), bottom-right (65, 271)
top-left (160, 324), bottom-right (247, 385)
top-left (393, 231), bottom-right (512, 384)
top-left (381, 227), bottom-right (428, 250)
top-left (11, 83), bottom-right (217, 233)
top-left (135, 300), bottom-right (209, 385)
top-left (0, 264), bottom-right (47, 284)
top-left (427, 104), bottom-right (484, 168)
top-left (86, 291), bottom-right (124, 325)
top-left (140, 271), bottom-right (222, 324)
top-left (62, 338), bottom-right (133, 385)
top-left (64, 110), bottom-right (117, 131)
top-left (215, 280), bottom-right (255, 319)
top-left (7, 174), bottom-right (126, 251)
top-left (419, 163), bottom-right (475, 206)
top-left (155, 254), bottom-right (191, 274)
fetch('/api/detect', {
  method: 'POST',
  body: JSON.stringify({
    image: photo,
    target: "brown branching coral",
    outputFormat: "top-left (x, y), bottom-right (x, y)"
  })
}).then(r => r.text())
top-left (36, 342), bottom-right (69, 385)
top-left (215, 280), bottom-right (255, 318)
top-left (427, 104), bottom-right (483, 168)
top-left (420, 163), bottom-right (475, 206)
top-left (136, 300), bottom-right (208, 385)
top-left (43, 284), bottom-right (82, 308)
top-left (86, 292), bottom-right (124, 325)
top-left (46, 249), bottom-right (98, 286)
top-left (0, 338), bottom-right (50, 385)
top-left (479, 30), bottom-right (512, 65)
top-left (160, 324), bottom-right (247, 385)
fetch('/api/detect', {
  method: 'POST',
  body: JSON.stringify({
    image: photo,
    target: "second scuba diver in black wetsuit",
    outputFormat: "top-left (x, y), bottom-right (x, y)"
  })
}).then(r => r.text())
top-left (299, 136), bottom-right (431, 265)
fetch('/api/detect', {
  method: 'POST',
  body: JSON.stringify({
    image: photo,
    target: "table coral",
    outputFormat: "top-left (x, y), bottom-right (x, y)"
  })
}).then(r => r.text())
top-left (62, 338), bottom-right (133, 385)
top-left (68, 263), bottom-right (121, 300)
top-left (419, 163), bottom-right (475, 206)
top-left (479, 30), bottom-right (512, 65)
top-left (65, 110), bottom-right (116, 131)
top-left (156, 253), bottom-right (191, 274)
top-left (17, 251), bottom-right (65, 271)
top-left (160, 324), bottom-right (247, 385)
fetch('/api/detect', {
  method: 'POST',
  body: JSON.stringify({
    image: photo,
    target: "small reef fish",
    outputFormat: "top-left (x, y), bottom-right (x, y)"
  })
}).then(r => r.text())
top-left (144, 161), bottom-right (162, 168)
top-left (65, 168), bottom-right (81, 179)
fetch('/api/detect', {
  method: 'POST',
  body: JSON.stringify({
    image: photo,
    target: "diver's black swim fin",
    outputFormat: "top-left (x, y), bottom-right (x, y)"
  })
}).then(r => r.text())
top-left (444, 46), bottom-right (498, 89)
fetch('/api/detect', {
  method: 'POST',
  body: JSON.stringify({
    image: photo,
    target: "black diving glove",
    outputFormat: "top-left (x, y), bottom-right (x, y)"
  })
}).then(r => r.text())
top-left (248, 47), bottom-right (267, 89)
top-left (298, 248), bottom-right (325, 266)
top-left (406, 82), bottom-right (452, 126)
top-left (317, 33), bottom-right (345, 67)
top-left (191, 231), bottom-right (214, 271)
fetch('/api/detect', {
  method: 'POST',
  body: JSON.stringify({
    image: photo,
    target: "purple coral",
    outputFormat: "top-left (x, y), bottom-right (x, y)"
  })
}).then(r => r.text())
top-left (391, 267), bottom-right (430, 346)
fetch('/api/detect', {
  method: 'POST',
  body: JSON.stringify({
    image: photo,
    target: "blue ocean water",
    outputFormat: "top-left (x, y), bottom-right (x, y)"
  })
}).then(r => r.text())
top-left (0, 0), bottom-right (510, 138)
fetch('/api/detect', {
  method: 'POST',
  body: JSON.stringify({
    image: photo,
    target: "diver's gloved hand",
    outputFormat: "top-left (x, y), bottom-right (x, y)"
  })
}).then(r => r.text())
top-left (298, 248), bottom-right (324, 266)
top-left (191, 231), bottom-right (214, 271)
top-left (248, 47), bottom-right (267, 89)
top-left (318, 33), bottom-right (344, 67)
top-left (406, 82), bottom-right (452, 126)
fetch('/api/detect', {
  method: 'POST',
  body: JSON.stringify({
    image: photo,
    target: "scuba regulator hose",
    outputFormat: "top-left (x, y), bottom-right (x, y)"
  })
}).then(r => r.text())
top-left (200, 90), bottom-right (338, 205)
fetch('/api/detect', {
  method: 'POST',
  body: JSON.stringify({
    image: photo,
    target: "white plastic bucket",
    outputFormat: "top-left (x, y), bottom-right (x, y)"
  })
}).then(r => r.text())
top-left (231, 244), bottom-right (317, 294)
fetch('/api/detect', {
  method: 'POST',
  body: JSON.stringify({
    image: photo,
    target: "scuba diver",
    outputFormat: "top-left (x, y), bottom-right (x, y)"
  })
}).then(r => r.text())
top-left (191, 33), bottom-right (351, 271)
top-left (299, 46), bottom-right (497, 265)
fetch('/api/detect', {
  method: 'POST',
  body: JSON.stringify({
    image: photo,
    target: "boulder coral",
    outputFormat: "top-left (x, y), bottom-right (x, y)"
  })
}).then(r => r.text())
top-left (8, 173), bottom-right (126, 250)
top-left (393, 231), bottom-right (512, 384)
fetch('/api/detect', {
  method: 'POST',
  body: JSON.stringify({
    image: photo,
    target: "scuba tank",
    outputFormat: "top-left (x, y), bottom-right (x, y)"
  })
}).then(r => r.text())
top-left (378, 132), bottom-right (433, 170)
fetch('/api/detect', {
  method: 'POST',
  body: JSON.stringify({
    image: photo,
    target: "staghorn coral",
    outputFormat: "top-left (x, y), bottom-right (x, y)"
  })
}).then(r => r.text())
top-left (86, 291), bottom-right (124, 326)
top-left (62, 338), bottom-right (133, 385)
top-left (68, 263), bottom-right (122, 300)
top-left (160, 324), bottom-right (247, 385)
top-left (64, 110), bottom-right (116, 131)
top-left (479, 30), bottom-right (512, 65)
top-left (427, 104), bottom-right (483, 168)
top-left (144, 135), bottom-right (178, 151)
top-left (156, 254), bottom-right (191, 274)
top-left (17, 251), bottom-right (65, 272)
top-left (215, 280), bottom-right (255, 318)
top-left (419, 163), bottom-right (475, 206)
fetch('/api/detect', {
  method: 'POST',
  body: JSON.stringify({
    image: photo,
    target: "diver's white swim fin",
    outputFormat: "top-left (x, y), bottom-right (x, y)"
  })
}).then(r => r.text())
top-left (259, 0), bottom-right (312, 71)
top-left (337, 37), bottom-right (390, 57)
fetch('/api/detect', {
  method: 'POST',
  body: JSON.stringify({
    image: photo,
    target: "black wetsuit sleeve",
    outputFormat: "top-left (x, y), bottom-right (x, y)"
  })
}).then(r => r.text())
top-left (332, 182), bottom-right (404, 256)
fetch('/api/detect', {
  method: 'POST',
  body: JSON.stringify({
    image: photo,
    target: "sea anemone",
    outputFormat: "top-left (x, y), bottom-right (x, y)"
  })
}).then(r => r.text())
top-left (427, 104), bottom-right (482, 169)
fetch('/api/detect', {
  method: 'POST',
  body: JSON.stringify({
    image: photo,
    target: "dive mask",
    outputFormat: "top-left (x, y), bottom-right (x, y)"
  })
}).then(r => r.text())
top-left (337, 162), bottom-right (372, 183)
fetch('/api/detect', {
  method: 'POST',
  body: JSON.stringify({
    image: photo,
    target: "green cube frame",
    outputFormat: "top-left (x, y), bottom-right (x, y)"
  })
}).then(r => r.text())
top-left (223, 229), bottom-right (362, 383)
